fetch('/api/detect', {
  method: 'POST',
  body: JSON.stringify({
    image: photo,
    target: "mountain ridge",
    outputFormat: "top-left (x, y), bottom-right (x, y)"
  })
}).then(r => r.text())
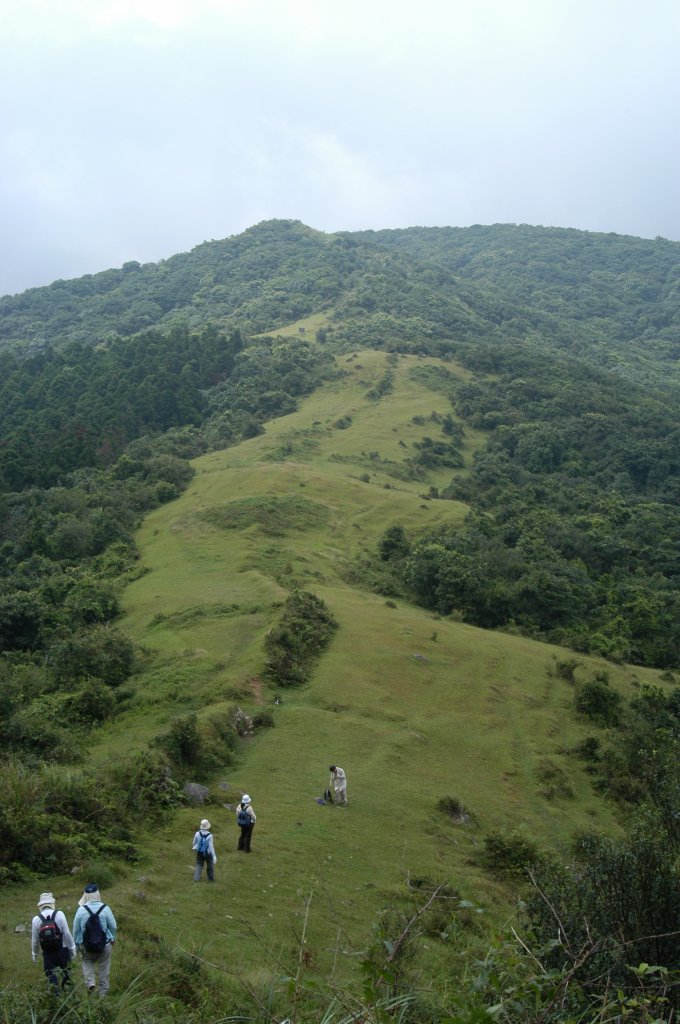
top-left (2, 218), bottom-right (680, 391)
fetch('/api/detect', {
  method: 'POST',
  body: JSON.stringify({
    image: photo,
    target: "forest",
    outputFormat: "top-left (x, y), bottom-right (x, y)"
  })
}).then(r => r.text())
top-left (1, 220), bottom-right (680, 1022)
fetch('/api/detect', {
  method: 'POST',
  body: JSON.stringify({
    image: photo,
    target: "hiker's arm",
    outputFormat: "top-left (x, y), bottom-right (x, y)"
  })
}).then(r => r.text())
top-left (57, 912), bottom-right (77, 956)
top-left (72, 909), bottom-right (84, 948)
top-left (105, 908), bottom-right (117, 942)
top-left (30, 917), bottom-right (40, 960)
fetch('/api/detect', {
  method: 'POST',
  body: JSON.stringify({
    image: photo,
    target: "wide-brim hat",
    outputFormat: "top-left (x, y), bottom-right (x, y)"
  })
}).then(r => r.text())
top-left (241, 794), bottom-right (251, 804)
top-left (78, 883), bottom-right (102, 907)
top-left (200, 819), bottom-right (211, 830)
top-left (37, 892), bottom-right (56, 909)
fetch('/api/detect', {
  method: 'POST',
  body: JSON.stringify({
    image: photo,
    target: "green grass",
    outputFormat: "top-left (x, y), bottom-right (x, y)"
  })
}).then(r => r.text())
top-left (0, 349), bottom-right (668, 1015)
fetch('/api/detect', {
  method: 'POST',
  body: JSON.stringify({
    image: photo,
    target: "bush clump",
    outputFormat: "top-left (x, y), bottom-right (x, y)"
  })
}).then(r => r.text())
top-left (155, 711), bottom-right (236, 777)
top-left (575, 679), bottom-right (622, 727)
top-left (479, 829), bottom-right (542, 877)
top-left (437, 795), bottom-right (473, 823)
top-left (264, 591), bottom-right (338, 687)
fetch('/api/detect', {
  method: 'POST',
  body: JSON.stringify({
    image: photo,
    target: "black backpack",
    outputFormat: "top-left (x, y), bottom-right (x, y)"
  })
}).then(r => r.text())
top-left (237, 805), bottom-right (251, 826)
top-left (38, 911), bottom-right (62, 951)
top-left (83, 904), bottom-right (107, 954)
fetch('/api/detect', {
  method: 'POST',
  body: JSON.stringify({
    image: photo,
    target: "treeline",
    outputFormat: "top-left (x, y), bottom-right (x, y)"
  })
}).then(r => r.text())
top-left (375, 345), bottom-right (680, 668)
top-left (0, 324), bottom-right (242, 489)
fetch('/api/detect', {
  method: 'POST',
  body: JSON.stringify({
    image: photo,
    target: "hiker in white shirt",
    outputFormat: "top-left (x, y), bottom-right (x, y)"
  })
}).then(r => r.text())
top-left (31, 891), bottom-right (76, 992)
top-left (329, 765), bottom-right (348, 805)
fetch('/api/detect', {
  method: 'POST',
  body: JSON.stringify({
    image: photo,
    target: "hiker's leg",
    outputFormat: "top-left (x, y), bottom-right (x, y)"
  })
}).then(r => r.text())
top-left (56, 947), bottom-right (71, 989)
top-left (244, 825), bottom-right (253, 851)
top-left (97, 944), bottom-right (113, 997)
top-left (42, 951), bottom-right (60, 991)
top-left (81, 951), bottom-right (97, 991)
top-left (207, 854), bottom-right (214, 881)
top-left (238, 826), bottom-right (245, 850)
top-left (339, 784), bottom-right (347, 804)
top-left (194, 853), bottom-right (204, 881)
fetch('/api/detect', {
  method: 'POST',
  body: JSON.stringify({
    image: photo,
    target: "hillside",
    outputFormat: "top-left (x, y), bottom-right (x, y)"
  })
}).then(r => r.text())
top-left (1, 347), bottom-right (673, 1019)
top-left (1, 223), bottom-right (680, 1020)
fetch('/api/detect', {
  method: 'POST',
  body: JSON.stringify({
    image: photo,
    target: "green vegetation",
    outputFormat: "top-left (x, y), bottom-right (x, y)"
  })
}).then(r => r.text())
top-left (1, 220), bottom-right (680, 1021)
top-left (264, 591), bottom-right (338, 687)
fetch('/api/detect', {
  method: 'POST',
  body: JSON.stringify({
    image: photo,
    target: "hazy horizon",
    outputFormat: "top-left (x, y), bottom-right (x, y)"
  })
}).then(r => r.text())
top-left (2, 0), bottom-right (679, 297)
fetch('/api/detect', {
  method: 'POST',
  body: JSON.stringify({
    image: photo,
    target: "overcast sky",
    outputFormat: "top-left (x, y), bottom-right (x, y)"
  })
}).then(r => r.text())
top-left (1, 0), bottom-right (679, 296)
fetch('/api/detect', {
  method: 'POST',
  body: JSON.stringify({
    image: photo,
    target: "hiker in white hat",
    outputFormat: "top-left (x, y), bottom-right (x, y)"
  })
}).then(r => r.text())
top-left (236, 794), bottom-right (256, 852)
top-left (192, 818), bottom-right (217, 881)
top-left (31, 891), bottom-right (76, 992)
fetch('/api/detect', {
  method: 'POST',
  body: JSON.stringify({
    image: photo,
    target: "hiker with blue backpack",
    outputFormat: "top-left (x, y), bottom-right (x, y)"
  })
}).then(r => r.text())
top-left (236, 794), bottom-right (256, 852)
top-left (72, 883), bottom-right (117, 997)
top-left (193, 818), bottom-right (217, 880)
top-left (31, 891), bottom-right (76, 993)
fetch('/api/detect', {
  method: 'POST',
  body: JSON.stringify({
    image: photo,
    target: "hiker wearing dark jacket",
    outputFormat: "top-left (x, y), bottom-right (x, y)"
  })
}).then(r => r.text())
top-left (72, 883), bottom-right (117, 997)
top-left (31, 891), bottom-right (76, 992)
top-left (236, 794), bottom-right (256, 852)
top-left (192, 818), bottom-right (217, 880)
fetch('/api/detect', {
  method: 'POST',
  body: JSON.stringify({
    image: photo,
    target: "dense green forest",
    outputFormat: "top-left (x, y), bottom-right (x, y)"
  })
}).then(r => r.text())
top-left (3, 220), bottom-right (680, 387)
top-left (2, 220), bottom-right (680, 1021)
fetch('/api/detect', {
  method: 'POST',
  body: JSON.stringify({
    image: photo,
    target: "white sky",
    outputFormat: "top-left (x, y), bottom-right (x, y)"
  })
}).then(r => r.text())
top-left (1, 0), bottom-right (679, 296)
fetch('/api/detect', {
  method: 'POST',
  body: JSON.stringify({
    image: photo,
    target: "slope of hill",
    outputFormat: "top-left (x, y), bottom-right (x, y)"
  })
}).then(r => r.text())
top-left (2, 223), bottom-right (680, 1020)
top-left (1, 349), bottom-right (668, 1019)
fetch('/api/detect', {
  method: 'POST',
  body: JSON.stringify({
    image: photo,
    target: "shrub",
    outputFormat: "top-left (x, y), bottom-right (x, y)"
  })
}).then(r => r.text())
top-left (47, 625), bottom-right (134, 687)
top-left (378, 525), bottom-right (410, 562)
top-left (155, 712), bottom-right (236, 778)
top-left (480, 829), bottom-right (542, 877)
top-left (251, 710), bottom-right (275, 730)
top-left (575, 735), bottom-right (601, 763)
top-left (437, 795), bottom-right (472, 823)
top-left (264, 591), bottom-right (337, 687)
top-left (575, 680), bottom-right (622, 727)
top-left (526, 813), bottom-right (680, 1008)
top-left (554, 657), bottom-right (581, 682)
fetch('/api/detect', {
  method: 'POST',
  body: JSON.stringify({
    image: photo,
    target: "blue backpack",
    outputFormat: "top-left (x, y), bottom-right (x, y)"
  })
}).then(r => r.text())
top-left (237, 806), bottom-right (251, 827)
top-left (196, 830), bottom-right (211, 855)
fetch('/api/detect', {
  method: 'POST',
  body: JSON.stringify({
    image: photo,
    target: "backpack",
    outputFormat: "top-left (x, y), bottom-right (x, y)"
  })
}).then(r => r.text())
top-left (38, 911), bottom-right (62, 951)
top-left (83, 904), bottom-right (107, 955)
top-left (237, 805), bottom-right (251, 827)
top-left (196, 830), bottom-right (211, 855)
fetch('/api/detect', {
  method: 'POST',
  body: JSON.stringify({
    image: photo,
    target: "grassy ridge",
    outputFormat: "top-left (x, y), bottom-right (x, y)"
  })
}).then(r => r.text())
top-left (0, 349), bottom-right (666, 1010)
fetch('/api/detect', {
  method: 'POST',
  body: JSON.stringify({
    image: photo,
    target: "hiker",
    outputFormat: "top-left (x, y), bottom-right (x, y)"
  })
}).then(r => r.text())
top-left (192, 817), bottom-right (217, 880)
top-left (31, 891), bottom-right (76, 993)
top-left (236, 794), bottom-right (256, 852)
top-left (72, 883), bottom-right (117, 997)
top-left (329, 765), bottom-right (348, 805)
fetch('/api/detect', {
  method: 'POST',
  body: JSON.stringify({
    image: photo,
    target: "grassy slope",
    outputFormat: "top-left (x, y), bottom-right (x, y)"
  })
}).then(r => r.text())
top-left (2, 349), bottom-right (665, 1005)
